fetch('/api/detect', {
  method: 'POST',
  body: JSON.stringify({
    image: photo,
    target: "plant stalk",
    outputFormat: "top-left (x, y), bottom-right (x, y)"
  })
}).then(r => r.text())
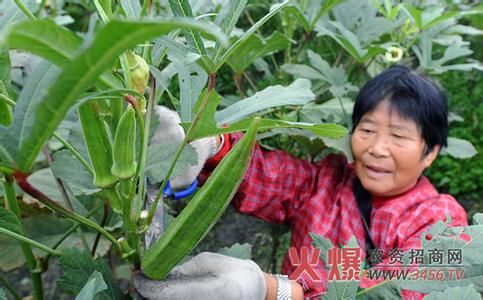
top-left (13, 171), bottom-right (122, 252)
top-left (135, 77), bottom-right (156, 217)
top-left (3, 175), bottom-right (43, 300)
top-left (146, 73), bottom-right (216, 224)
top-left (14, 0), bottom-right (36, 20)
top-left (42, 147), bottom-right (91, 254)
top-left (52, 132), bottom-right (94, 176)
top-left (0, 94), bottom-right (16, 106)
top-left (0, 227), bottom-right (62, 256)
top-left (42, 203), bottom-right (103, 270)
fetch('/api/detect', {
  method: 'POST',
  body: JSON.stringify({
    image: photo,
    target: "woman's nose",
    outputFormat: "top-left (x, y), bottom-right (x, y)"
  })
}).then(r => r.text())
top-left (368, 134), bottom-right (390, 157)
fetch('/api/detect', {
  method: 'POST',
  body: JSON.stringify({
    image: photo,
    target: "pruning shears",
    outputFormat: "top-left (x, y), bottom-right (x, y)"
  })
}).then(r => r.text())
top-left (144, 179), bottom-right (198, 249)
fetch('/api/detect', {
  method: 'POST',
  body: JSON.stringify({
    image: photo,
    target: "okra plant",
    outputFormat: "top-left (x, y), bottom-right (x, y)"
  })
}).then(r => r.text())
top-left (0, 0), bottom-right (480, 299)
top-left (0, 0), bottom-right (346, 298)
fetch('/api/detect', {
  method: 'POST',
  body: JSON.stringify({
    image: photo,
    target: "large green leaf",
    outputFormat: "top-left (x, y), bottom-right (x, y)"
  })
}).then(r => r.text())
top-left (58, 248), bottom-right (126, 299)
top-left (425, 286), bottom-right (480, 300)
top-left (182, 90), bottom-right (347, 140)
top-left (120, 0), bottom-right (141, 20)
top-left (311, 234), bottom-right (361, 299)
top-left (2, 19), bottom-right (82, 66)
top-left (214, 1), bottom-right (290, 71)
top-left (0, 46), bottom-right (13, 95)
top-left (75, 271), bottom-right (108, 300)
top-left (0, 215), bottom-right (110, 271)
top-left (227, 31), bottom-right (290, 73)
top-left (215, 78), bottom-right (315, 124)
top-left (287, 0), bottom-right (344, 31)
top-left (2, 18), bottom-right (226, 171)
top-left (0, 0), bottom-right (37, 28)
top-left (3, 19), bottom-right (122, 89)
top-left (412, 32), bottom-right (480, 73)
top-left (145, 141), bottom-right (198, 184)
top-left (169, 0), bottom-right (207, 56)
top-left (213, 0), bottom-right (248, 62)
top-left (0, 206), bottom-right (24, 235)
top-left (315, 20), bottom-right (385, 63)
top-left (51, 150), bottom-right (101, 196)
top-left (397, 219), bottom-right (483, 292)
top-left (441, 137), bottom-right (478, 159)
top-left (4, 60), bottom-right (59, 162)
top-left (355, 280), bottom-right (401, 299)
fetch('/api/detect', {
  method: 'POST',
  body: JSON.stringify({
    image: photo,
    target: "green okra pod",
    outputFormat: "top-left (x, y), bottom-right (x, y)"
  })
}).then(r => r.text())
top-left (141, 117), bottom-right (260, 279)
top-left (78, 102), bottom-right (118, 188)
top-left (111, 106), bottom-right (137, 179)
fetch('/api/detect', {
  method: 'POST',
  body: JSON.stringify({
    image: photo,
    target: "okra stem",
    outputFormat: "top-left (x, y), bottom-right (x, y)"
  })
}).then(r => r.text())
top-left (3, 175), bottom-right (44, 300)
top-left (13, 171), bottom-right (122, 252)
top-left (53, 132), bottom-right (94, 176)
top-left (146, 73), bottom-right (217, 224)
top-left (135, 77), bottom-right (156, 217)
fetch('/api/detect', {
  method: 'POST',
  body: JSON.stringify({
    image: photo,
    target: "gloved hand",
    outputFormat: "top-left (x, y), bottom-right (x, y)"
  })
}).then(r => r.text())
top-left (151, 106), bottom-right (221, 189)
top-left (133, 252), bottom-right (267, 300)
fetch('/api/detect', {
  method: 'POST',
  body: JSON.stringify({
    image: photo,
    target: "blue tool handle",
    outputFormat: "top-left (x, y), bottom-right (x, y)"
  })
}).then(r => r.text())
top-left (163, 179), bottom-right (198, 200)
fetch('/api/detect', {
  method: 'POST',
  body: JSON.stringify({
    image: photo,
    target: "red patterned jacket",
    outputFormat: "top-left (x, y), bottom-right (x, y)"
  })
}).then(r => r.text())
top-left (204, 133), bottom-right (468, 299)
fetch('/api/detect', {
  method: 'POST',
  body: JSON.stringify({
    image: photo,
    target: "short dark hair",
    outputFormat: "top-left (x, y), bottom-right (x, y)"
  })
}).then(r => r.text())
top-left (351, 65), bottom-right (448, 155)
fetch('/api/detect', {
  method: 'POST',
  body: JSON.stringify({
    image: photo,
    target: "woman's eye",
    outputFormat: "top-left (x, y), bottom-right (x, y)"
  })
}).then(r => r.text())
top-left (392, 134), bottom-right (404, 139)
top-left (360, 129), bottom-right (373, 133)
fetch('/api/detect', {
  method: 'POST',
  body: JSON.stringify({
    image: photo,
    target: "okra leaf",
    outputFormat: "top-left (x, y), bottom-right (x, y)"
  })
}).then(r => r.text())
top-left (311, 234), bottom-right (361, 300)
top-left (0, 46), bottom-right (13, 96)
top-left (425, 285), bottom-right (480, 300)
top-left (168, 0), bottom-right (207, 56)
top-left (75, 271), bottom-right (108, 300)
top-left (145, 141), bottom-right (197, 184)
top-left (120, 0), bottom-right (141, 20)
top-left (182, 89), bottom-right (347, 140)
top-left (0, 206), bottom-right (24, 235)
top-left (441, 137), bottom-right (477, 159)
top-left (51, 150), bottom-right (101, 196)
top-left (2, 18), bottom-right (226, 171)
top-left (227, 31), bottom-right (290, 73)
top-left (0, 0), bottom-right (37, 28)
top-left (0, 215), bottom-right (110, 272)
top-left (213, 0), bottom-right (248, 62)
top-left (58, 248), bottom-right (126, 299)
top-left (355, 280), bottom-right (402, 299)
top-left (0, 82), bottom-right (13, 127)
top-left (216, 78), bottom-right (315, 124)
top-left (214, 1), bottom-right (290, 71)
top-left (4, 60), bottom-right (59, 162)
top-left (3, 19), bottom-right (122, 89)
top-left (395, 219), bottom-right (483, 293)
top-left (218, 243), bottom-right (252, 260)
top-left (2, 19), bottom-right (82, 66)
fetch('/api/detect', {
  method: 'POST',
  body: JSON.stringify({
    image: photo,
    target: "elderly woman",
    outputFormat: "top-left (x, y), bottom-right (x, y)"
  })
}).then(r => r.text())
top-left (135, 66), bottom-right (468, 299)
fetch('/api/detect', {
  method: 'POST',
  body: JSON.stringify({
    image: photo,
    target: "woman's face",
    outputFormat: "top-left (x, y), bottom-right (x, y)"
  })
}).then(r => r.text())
top-left (351, 100), bottom-right (440, 197)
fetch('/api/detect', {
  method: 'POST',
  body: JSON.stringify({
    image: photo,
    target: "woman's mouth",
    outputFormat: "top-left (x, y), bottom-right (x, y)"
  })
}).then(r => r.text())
top-left (364, 165), bottom-right (391, 179)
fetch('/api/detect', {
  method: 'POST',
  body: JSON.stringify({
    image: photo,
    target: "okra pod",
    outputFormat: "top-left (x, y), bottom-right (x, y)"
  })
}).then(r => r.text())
top-left (78, 102), bottom-right (118, 188)
top-left (141, 117), bottom-right (260, 279)
top-left (111, 106), bottom-right (137, 179)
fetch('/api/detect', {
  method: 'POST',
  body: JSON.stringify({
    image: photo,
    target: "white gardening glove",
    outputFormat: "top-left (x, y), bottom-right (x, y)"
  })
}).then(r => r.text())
top-left (133, 252), bottom-right (266, 300)
top-left (151, 106), bottom-right (221, 190)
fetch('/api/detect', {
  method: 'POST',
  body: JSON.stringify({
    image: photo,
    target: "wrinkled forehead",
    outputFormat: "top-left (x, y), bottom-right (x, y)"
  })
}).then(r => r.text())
top-left (360, 100), bottom-right (422, 133)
